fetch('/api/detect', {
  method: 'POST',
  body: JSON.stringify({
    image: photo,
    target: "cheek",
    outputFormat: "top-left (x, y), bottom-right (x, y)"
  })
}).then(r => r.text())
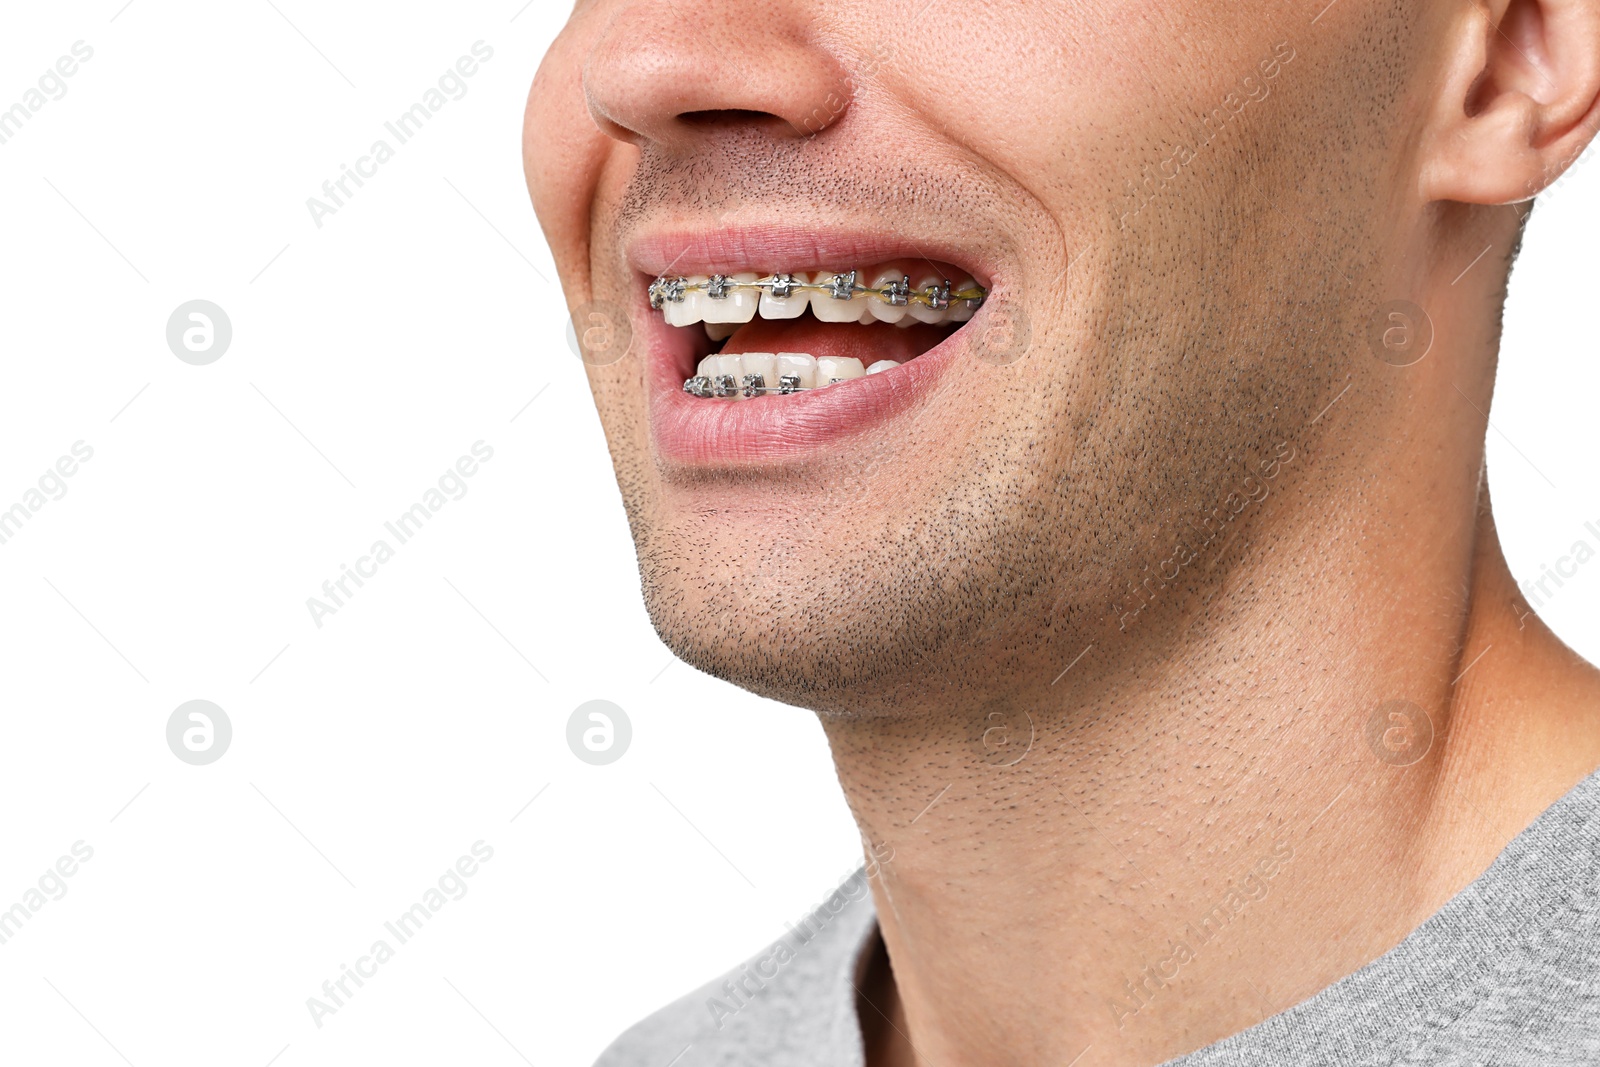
top-left (524, 12), bottom-right (620, 291)
top-left (897, 5), bottom-right (1302, 239)
top-left (584, 161), bottom-right (649, 427)
top-left (892, 18), bottom-right (1145, 208)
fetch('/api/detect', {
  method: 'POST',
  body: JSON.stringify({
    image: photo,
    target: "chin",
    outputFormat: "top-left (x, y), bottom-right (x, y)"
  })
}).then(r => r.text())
top-left (635, 536), bottom-right (1057, 720)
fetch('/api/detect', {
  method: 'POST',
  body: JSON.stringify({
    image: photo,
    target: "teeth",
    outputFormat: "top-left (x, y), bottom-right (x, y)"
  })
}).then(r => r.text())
top-left (776, 353), bottom-right (818, 390)
top-left (759, 272), bottom-right (812, 320)
top-left (906, 273), bottom-right (952, 325)
top-left (948, 275), bottom-right (979, 323)
top-left (652, 268), bottom-right (985, 324)
top-left (810, 271), bottom-right (863, 323)
top-left (866, 270), bottom-right (910, 325)
top-left (661, 267), bottom-right (986, 399)
top-left (683, 352), bottom-right (911, 398)
top-left (665, 275), bottom-right (709, 327)
top-left (696, 354), bottom-right (740, 379)
top-left (702, 272), bottom-right (760, 325)
top-left (816, 357), bottom-right (865, 383)
top-left (740, 352), bottom-right (777, 386)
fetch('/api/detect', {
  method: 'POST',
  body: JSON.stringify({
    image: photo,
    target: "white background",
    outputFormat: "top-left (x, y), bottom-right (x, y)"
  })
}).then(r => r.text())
top-left (0, 3), bottom-right (1594, 1066)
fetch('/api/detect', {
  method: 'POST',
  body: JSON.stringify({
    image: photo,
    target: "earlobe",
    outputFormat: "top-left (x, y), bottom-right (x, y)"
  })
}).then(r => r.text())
top-left (1419, 0), bottom-right (1600, 204)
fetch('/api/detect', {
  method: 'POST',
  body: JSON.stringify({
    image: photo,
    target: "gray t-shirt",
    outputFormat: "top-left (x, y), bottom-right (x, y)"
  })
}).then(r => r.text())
top-left (595, 769), bottom-right (1600, 1065)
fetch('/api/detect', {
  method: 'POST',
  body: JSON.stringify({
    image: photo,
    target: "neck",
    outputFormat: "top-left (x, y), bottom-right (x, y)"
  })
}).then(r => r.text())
top-left (823, 482), bottom-right (1600, 1067)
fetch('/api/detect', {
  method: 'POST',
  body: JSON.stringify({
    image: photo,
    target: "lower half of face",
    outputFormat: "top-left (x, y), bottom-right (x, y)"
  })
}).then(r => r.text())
top-left (549, 1), bottom-right (1430, 716)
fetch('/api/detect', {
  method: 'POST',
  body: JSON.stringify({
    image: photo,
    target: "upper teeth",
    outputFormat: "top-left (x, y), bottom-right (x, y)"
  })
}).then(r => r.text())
top-left (649, 270), bottom-right (985, 328)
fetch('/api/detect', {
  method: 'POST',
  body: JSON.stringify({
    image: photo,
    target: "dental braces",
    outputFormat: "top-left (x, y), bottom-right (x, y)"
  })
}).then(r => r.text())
top-left (649, 271), bottom-right (987, 312)
top-left (683, 373), bottom-right (841, 398)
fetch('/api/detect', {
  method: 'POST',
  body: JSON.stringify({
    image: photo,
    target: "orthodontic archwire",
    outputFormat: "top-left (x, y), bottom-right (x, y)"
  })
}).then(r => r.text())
top-left (648, 270), bottom-right (988, 313)
top-left (683, 373), bottom-right (824, 398)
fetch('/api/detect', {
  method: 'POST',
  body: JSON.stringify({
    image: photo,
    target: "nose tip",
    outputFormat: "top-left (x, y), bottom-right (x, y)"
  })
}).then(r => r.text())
top-left (582, 2), bottom-right (855, 149)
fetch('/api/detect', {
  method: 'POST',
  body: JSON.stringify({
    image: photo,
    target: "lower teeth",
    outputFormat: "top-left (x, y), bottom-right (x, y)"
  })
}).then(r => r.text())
top-left (683, 374), bottom-right (797, 398)
top-left (682, 360), bottom-right (902, 399)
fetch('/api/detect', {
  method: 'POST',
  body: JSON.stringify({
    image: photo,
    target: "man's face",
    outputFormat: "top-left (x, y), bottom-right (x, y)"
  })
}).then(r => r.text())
top-left (527, 1), bottom-right (1434, 716)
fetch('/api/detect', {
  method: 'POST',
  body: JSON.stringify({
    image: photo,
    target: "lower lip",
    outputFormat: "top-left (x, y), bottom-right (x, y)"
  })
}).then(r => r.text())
top-left (644, 309), bottom-right (966, 466)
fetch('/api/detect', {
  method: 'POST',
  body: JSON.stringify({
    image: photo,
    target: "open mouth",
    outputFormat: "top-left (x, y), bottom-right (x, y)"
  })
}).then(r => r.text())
top-left (648, 264), bottom-right (988, 398)
top-left (629, 229), bottom-right (999, 464)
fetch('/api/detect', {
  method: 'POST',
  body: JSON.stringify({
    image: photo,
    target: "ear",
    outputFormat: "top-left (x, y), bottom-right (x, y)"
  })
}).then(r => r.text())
top-left (1420, 0), bottom-right (1600, 203)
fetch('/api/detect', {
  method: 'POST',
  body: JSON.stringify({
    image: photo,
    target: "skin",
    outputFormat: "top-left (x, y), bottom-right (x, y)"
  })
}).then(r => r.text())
top-left (526, 0), bottom-right (1600, 1064)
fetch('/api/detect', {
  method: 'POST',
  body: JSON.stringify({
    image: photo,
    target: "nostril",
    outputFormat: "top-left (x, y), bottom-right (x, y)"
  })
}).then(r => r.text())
top-left (678, 108), bottom-right (771, 125)
top-left (678, 108), bottom-right (790, 129)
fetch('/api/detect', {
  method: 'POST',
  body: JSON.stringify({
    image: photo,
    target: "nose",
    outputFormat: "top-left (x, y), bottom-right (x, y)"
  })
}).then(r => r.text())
top-left (582, 1), bottom-right (855, 149)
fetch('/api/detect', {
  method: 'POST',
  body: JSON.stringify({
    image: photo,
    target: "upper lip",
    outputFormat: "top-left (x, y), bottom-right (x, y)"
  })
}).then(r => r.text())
top-left (625, 225), bottom-right (995, 287)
